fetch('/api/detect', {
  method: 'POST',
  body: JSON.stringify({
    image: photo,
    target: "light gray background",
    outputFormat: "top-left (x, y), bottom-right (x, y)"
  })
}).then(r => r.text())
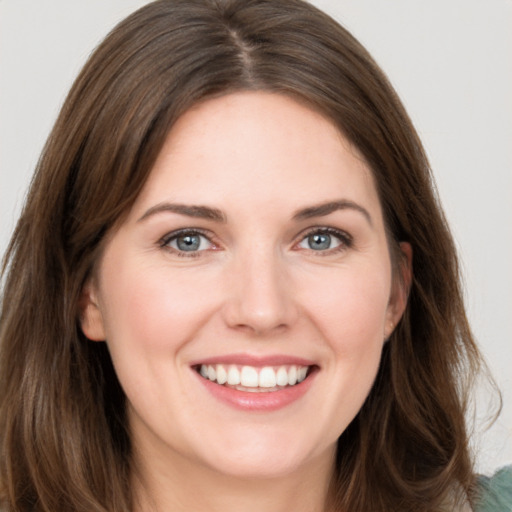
top-left (1, 0), bottom-right (510, 473)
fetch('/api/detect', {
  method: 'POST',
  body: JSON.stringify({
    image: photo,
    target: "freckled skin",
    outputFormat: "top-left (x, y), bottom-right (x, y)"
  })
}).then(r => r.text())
top-left (81, 92), bottom-right (410, 509)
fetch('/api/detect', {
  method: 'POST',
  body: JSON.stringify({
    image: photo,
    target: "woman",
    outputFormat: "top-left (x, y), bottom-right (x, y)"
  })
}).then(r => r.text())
top-left (0, 0), bottom-right (509, 511)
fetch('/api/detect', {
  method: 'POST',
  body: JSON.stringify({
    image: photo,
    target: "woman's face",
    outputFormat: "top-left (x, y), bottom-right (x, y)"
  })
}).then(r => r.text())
top-left (81, 92), bottom-right (409, 481)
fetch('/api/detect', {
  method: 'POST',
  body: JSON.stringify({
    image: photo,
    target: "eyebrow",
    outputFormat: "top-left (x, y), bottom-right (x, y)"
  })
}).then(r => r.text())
top-left (137, 199), bottom-right (372, 226)
top-left (292, 200), bottom-right (373, 226)
top-left (137, 202), bottom-right (227, 223)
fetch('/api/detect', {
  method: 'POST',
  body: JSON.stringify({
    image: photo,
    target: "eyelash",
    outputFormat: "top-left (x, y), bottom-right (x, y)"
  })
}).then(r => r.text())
top-left (159, 228), bottom-right (217, 258)
top-left (158, 226), bottom-right (353, 257)
top-left (296, 226), bottom-right (353, 255)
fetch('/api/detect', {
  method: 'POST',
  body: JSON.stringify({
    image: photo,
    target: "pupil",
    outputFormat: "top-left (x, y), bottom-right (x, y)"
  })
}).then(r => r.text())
top-left (177, 235), bottom-right (200, 251)
top-left (309, 233), bottom-right (330, 250)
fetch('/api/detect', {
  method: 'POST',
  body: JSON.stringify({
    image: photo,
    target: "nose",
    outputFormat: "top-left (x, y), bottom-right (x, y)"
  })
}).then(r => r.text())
top-left (221, 246), bottom-right (298, 336)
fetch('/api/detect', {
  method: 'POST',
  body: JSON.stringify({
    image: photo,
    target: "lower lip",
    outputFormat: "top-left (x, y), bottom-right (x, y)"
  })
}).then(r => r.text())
top-left (194, 369), bottom-right (317, 412)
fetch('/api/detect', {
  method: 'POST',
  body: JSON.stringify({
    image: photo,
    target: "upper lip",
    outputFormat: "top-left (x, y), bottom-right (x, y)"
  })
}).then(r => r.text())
top-left (189, 353), bottom-right (317, 368)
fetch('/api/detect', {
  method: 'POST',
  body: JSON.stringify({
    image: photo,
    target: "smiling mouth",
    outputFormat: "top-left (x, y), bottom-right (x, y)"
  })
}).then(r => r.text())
top-left (195, 364), bottom-right (314, 392)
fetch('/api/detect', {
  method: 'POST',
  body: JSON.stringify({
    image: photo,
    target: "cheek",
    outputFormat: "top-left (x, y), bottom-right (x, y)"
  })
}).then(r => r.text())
top-left (298, 266), bottom-right (391, 435)
top-left (98, 261), bottom-right (220, 356)
top-left (301, 263), bottom-right (392, 349)
top-left (95, 259), bottom-right (224, 428)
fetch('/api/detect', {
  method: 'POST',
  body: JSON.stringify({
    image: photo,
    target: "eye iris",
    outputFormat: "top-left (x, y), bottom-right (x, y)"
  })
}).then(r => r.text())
top-left (176, 234), bottom-right (201, 251)
top-left (308, 233), bottom-right (331, 250)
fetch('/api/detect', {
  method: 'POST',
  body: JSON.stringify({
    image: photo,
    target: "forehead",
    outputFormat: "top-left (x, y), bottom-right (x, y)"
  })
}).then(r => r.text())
top-left (130, 91), bottom-right (381, 222)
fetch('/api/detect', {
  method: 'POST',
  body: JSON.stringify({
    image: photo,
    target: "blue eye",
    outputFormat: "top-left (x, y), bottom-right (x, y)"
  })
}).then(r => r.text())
top-left (297, 229), bottom-right (350, 252)
top-left (162, 231), bottom-right (213, 254)
top-left (306, 233), bottom-right (334, 250)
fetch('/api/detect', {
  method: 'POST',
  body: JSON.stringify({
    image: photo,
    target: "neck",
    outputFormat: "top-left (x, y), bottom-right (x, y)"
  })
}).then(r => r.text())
top-left (132, 441), bottom-right (336, 512)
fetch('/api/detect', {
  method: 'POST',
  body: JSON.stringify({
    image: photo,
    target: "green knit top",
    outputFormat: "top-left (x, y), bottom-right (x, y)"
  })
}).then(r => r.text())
top-left (476, 466), bottom-right (512, 511)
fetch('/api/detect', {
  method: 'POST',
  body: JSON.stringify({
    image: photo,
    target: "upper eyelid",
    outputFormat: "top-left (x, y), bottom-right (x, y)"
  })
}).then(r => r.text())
top-left (296, 225), bottom-right (352, 241)
top-left (159, 228), bottom-right (216, 246)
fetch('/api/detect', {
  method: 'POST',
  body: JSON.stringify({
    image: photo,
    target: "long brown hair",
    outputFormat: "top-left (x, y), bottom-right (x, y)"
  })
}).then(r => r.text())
top-left (0, 0), bottom-right (484, 510)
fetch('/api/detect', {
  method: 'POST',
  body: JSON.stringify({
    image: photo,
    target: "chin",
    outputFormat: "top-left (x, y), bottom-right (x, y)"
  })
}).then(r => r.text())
top-left (191, 427), bottom-right (336, 481)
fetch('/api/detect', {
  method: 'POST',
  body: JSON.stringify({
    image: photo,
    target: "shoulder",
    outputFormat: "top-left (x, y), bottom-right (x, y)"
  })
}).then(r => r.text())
top-left (474, 466), bottom-right (512, 512)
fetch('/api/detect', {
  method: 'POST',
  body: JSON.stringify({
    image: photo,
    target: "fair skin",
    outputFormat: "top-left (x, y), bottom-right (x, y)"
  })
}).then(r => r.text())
top-left (81, 92), bottom-right (411, 512)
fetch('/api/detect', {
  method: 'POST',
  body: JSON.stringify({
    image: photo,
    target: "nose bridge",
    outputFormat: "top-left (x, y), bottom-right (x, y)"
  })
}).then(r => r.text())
top-left (223, 241), bottom-right (296, 334)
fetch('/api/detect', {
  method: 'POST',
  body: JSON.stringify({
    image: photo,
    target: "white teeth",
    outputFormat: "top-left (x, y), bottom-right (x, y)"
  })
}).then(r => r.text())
top-left (227, 365), bottom-right (241, 385)
top-left (276, 366), bottom-right (289, 386)
top-left (288, 365), bottom-right (297, 385)
top-left (216, 364), bottom-right (227, 385)
top-left (297, 366), bottom-right (308, 383)
top-left (259, 366), bottom-right (277, 388)
top-left (198, 363), bottom-right (310, 389)
top-left (240, 366), bottom-right (259, 387)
